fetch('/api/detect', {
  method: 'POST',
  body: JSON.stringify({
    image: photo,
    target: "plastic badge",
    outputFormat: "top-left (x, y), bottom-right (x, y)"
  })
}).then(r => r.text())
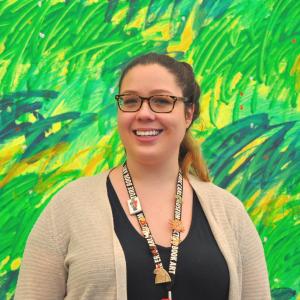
top-left (127, 196), bottom-right (142, 215)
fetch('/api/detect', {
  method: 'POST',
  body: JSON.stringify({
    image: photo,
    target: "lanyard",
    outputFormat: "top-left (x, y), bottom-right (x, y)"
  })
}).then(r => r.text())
top-left (122, 163), bottom-right (184, 300)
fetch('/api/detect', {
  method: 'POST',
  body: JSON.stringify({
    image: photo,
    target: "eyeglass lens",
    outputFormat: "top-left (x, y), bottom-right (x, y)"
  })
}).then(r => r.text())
top-left (118, 95), bottom-right (175, 112)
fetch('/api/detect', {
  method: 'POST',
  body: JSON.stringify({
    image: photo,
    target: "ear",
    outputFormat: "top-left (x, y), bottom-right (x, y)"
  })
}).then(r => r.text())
top-left (185, 104), bottom-right (194, 128)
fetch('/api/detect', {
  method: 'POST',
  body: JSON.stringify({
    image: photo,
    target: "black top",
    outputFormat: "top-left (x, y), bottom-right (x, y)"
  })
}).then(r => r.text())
top-left (107, 177), bottom-right (229, 300)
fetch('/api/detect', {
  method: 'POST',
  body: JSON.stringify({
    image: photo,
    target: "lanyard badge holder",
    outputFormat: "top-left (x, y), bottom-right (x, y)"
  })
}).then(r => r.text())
top-left (123, 163), bottom-right (184, 300)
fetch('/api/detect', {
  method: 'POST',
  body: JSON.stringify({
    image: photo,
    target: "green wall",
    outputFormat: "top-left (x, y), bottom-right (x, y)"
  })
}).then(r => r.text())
top-left (0, 0), bottom-right (299, 298)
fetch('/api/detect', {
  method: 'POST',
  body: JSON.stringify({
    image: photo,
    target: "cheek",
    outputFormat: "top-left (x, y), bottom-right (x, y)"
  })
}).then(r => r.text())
top-left (163, 115), bottom-right (187, 140)
top-left (117, 113), bottom-right (133, 145)
top-left (117, 112), bottom-right (129, 128)
top-left (117, 114), bottom-right (126, 139)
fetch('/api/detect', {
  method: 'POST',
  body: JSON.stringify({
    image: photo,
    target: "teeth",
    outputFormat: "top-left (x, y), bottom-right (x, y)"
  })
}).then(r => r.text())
top-left (135, 130), bottom-right (161, 136)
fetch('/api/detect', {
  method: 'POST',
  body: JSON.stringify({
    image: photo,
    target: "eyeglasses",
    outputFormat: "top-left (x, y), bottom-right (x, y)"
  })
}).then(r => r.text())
top-left (115, 94), bottom-right (190, 113)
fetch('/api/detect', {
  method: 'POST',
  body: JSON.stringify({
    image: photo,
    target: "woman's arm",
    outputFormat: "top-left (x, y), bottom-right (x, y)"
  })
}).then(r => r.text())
top-left (14, 204), bottom-right (67, 300)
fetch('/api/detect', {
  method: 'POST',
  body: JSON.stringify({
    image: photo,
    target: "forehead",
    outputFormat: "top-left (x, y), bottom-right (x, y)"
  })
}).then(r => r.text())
top-left (120, 64), bottom-right (182, 95)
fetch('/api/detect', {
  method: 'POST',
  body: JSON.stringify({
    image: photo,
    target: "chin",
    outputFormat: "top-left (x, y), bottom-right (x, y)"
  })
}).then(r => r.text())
top-left (125, 146), bottom-right (178, 166)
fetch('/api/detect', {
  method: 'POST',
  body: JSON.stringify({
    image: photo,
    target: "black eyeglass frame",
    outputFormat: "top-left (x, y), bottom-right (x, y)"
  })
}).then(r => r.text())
top-left (115, 94), bottom-right (191, 113)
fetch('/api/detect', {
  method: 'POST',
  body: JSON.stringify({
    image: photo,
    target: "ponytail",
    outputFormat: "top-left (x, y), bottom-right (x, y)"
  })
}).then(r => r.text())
top-left (179, 131), bottom-right (210, 182)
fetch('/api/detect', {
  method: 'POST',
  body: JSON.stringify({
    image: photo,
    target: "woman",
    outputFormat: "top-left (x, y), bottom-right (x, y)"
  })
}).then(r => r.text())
top-left (15, 53), bottom-right (271, 299)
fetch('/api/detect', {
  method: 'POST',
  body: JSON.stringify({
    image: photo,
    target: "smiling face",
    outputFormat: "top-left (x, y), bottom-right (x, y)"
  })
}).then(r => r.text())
top-left (117, 63), bottom-right (194, 165)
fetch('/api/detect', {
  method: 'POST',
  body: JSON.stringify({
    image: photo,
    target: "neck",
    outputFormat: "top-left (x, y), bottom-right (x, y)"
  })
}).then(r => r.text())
top-left (125, 156), bottom-right (180, 186)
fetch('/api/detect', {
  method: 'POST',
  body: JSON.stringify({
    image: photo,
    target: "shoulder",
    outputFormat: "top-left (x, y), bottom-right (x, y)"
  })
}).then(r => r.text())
top-left (48, 170), bottom-right (110, 207)
top-left (53, 170), bottom-right (110, 199)
top-left (188, 175), bottom-right (264, 258)
top-left (188, 175), bottom-right (248, 226)
top-left (40, 170), bottom-right (112, 226)
top-left (22, 170), bottom-right (115, 266)
top-left (34, 170), bottom-right (113, 238)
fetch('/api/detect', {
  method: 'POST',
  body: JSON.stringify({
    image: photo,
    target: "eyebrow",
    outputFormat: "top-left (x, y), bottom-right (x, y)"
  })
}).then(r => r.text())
top-left (121, 89), bottom-right (173, 95)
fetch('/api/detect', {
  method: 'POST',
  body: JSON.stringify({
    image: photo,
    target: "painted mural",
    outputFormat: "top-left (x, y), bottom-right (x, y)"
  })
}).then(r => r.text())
top-left (0, 0), bottom-right (299, 298)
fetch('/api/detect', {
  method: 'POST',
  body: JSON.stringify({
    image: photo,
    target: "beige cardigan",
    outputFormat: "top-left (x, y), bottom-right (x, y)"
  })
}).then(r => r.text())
top-left (15, 171), bottom-right (271, 300)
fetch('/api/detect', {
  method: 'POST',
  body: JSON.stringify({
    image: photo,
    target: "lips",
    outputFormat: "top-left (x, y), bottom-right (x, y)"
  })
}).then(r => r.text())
top-left (133, 129), bottom-right (163, 137)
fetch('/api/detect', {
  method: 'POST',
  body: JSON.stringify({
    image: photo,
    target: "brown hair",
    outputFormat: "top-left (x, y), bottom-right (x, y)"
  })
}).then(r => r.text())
top-left (119, 52), bottom-right (210, 182)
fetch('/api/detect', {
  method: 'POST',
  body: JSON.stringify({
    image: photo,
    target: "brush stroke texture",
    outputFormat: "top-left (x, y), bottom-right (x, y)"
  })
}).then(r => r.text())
top-left (0, 0), bottom-right (299, 298)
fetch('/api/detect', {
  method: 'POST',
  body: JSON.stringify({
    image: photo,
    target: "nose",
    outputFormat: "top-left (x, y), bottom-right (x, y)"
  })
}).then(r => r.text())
top-left (136, 99), bottom-right (155, 120)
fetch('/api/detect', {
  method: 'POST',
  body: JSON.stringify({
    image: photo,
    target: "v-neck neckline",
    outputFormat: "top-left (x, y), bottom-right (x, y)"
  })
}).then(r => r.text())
top-left (106, 175), bottom-right (196, 250)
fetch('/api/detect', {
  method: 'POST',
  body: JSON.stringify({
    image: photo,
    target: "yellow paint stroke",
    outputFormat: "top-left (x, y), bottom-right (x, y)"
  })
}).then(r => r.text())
top-left (112, 6), bottom-right (128, 26)
top-left (125, 7), bottom-right (147, 30)
top-left (281, 161), bottom-right (291, 170)
top-left (59, 61), bottom-right (69, 77)
top-left (45, 121), bottom-right (62, 137)
top-left (191, 118), bottom-right (207, 132)
top-left (0, 142), bottom-right (69, 188)
top-left (10, 257), bottom-right (21, 271)
top-left (32, 136), bottom-right (119, 205)
top-left (84, 135), bottom-right (110, 175)
top-left (142, 22), bottom-right (171, 41)
top-left (0, 256), bottom-right (10, 269)
top-left (34, 147), bottom-right (85, 196)
top-left (199, 90), bottom-right (212, 127)
top-left (140, 4), bottom-right (173, 41)
top-left (51, 0), bottom-right (67, 5)
top-left (28, 112), bottom-right (38, 123)
top-left (202, 17), bottom-right (212, 27)
top-left (296, 94), bottom-right (300, 111)
top-left (279, 59), bottom-right (287, 73)
top-left (244, 190), bottom-right (261, 210)
top-left (11, 63), bottom-right (31, 91)
top-left (57, 50), bottom-right (66, 61)
top-left (84, 149), bottom-right (106, 176)
top-left (214, 77), bottom-right (223, 102)
top-left (234, 136), bottom-right (268, 157)
top-left (230, 72), bottom-right (242, 91)
top-left (271, 194), bottom-right (292, 223)
top-left (228, 155), bottom-right (248, 175)
top-left (249, 77), bottom-right (257, 87)
top-left (0, 137), bottom-right (25, 168)
top-left (114, 148), bottom-right (125, 166)
top-left (290, 54), bottom-right (300, 92)
top-left (167, 7), bottom-right (196, 53)
top-left (52, 122), bottom-right (62, 133)
top-left (214, 97), bottom-right (235, 128)
top-left (0, 42), bottom-right (5, 55)
top-left (62, 148), bottom-right (91, 171)
top-left (51, 99), bottom-right (65, 116)
top-left (196, 74), bottom-right (203, 84)
top-left (252, 187), bottom-right (277, 212)
top-left (226, 176), bottom-right (241, 193)
top-left (249, 186), bottom-right (290, 225)
top-left (87, 0), bottom-right (99, 4)
top-left (0, 59), bottom-right (10, 87)
top-left (85, 131), bottom-right (124, 175)
top-left (229, 17), bottom-right (240, 30)
top-left (278, 87), bottom-right (289, 101)
top-left (257, 83), bottom-right (270, 97)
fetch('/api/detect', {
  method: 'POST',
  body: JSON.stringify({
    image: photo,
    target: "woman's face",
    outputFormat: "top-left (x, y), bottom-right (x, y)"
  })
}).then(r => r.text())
top-left (118, 63), bottom-right (194, 164)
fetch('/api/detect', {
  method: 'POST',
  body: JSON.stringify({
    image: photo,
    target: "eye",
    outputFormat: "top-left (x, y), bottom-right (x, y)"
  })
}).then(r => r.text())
top-left (152, 96), bottom-right (173, 106)
top-left (121, 95), bottom-right (139, 106)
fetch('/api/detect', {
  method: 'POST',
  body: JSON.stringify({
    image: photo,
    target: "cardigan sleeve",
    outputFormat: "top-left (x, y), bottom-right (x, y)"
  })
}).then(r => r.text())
top-left (14, 202), bottom-right (67, 300)
top-left (237, 204), bottom-right (271, 300)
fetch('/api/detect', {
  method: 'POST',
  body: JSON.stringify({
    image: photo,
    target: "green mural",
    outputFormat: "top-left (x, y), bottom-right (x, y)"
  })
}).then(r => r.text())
top-left (0, 0), bottom-right (299, 298)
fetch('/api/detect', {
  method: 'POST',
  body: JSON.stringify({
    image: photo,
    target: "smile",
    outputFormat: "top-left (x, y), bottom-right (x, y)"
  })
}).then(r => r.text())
top-left (133, 129), bottom-right (163, 137)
